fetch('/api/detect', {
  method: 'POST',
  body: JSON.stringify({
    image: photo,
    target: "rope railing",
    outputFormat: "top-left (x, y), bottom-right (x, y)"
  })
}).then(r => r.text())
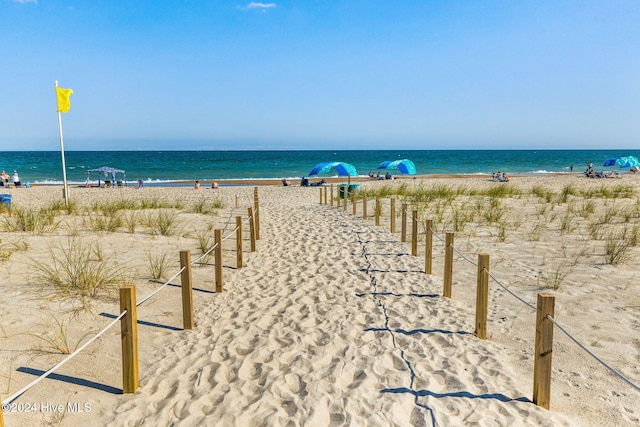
top-left (547, 314), bottom-right (640, 392)
top-left (4, 310), bottom-right (128, 405)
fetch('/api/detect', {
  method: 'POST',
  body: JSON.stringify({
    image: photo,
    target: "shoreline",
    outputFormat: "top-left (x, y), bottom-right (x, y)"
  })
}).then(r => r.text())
top-left (26, 171), bottom-right (587, 188)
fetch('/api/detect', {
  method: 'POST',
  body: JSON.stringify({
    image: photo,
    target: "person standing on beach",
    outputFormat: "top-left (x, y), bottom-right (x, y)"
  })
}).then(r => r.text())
top-left (194, 180), bottom-right (200, 189)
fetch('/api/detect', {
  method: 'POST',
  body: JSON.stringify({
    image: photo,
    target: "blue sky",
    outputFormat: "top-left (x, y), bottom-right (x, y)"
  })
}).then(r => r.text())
top-left (1, 0), bottom-right (639, 150)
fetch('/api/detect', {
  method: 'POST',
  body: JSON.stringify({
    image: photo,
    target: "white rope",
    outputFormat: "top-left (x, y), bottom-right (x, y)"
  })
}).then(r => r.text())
top-left (4, 310), bottom-right (127, 404)
top-left (137, 266), bottom-right (185, 307)
top-left (547, 314), bottom-right (640, 392)
top-left (485, 268), bottom-right (536, 310)
top-left (430, 228), bottom-right (445, 243)
top-left (222, 225), bottom-right (239, 242)
top-left (450, 244), bottom-right (478, 266)
top-left (191, 242), bottom-right (219, 264)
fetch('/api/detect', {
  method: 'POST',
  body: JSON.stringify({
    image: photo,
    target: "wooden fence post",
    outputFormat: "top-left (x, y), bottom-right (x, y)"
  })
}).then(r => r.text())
top-left (401, 203), bottom-right (407, 242)
top-left (248, 207), bottom-right (256, 252)
top-left (352, 189), bottom-right (357, 216)
top-left (343, 190), bottom-right (347, 211)
top-left (1, 394), bottom-right (5, 427)
top-left (443, 232), bottom-right (454, 298)
top-left (324, 186), bottom-right (327, 205)
top-left (236, 216), bottom-right (243, 268)
top-left (253, 187), bottom-right (260, 240)
top-left (235, 194), bottom-right (238, 209)
top-left (362, 193), bottom-right (368, 219)
top-left (330, 184), bottom-right (334, 206)
top-left (375, 196), bottom-right (381, 226)
top-left (533, 293), bottom-right (555, 410)
top-left (411, 210), bottom-right (418, 256)
top-left (425, 219), bottom-right (433, 274)
top-left (390, 197), bottom-right (396, 233)
top-left (475, 253), bottom-right (490, 339)
top-left (319, 188), bottom-right (323, 204)
top-left (215, 229), bottom-right (223, 293)
top-left (180, 250), bottom-right (194, 330)
top-left (120, 285), bottom-right (139, 393)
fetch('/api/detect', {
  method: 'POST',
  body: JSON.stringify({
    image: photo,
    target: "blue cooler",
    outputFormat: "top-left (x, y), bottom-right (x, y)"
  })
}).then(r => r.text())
top-left (0, 194), bottom-right (11, 211)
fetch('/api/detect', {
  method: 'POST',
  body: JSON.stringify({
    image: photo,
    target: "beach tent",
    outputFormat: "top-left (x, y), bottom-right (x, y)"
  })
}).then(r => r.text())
top-left (87, 166), bottom-right (126, 187)
top-left (603, 156), bottom-right (640, 169)
top-left (308, 162), bottom-right (358, 177)
top-left (377, 159), bottom-right (417, 175)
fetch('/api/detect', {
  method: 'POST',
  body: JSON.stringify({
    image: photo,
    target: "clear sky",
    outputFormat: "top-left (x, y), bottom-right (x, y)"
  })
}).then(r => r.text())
top-left (1, 0), bottom-right (639, 151)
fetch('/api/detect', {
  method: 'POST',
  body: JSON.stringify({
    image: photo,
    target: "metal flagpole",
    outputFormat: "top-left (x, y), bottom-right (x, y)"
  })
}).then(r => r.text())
top-left (55, 81), bottom-right (69, 205)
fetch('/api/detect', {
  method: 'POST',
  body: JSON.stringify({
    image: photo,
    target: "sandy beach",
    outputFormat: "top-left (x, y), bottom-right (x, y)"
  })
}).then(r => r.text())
top-left (0, 173), bottom-right (638, 426)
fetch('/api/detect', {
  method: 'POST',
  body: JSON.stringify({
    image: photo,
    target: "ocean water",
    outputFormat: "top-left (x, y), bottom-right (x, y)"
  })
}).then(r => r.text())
top-left (0, 149), bottom-right (636, 185)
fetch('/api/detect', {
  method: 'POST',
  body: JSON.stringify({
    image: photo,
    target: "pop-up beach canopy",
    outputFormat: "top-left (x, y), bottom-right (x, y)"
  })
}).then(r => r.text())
top-left (87, 166), bottom-right (126, 187)
top-left (308, 161), bottom-right (358, 177)
top-left (377, 159), bottom-right (417, 175)
top-left (603, 156), bottom-right (640, 169)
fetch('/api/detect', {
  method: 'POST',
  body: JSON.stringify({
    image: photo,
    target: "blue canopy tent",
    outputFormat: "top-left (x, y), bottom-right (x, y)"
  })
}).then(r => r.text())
top-left (603, 156), bottom-right (640, 169)
top-left (87, 166), bottom-right (126, 187)
top-left (307, 161), bottom-right (358, 185)
top-left (377, 159), bottom-right (417, 175)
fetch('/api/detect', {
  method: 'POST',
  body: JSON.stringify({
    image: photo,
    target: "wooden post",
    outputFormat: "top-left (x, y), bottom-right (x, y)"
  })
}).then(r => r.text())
top-left (0, 394), bottom-right (5, 427)
top-left (235, 194), bottom-right (238, 209)
top-left (425, 219), bottom-right (433, 274)
top-left (180, 250), bottom-right (194, 330)
top-left (411, 210), bottom-right (418, 256)
top-left (352, 189), bottom-right (357, 215)
top-left (330, 184), bottom-right (334, 206)
top-left (533, 293), bottom-right (555, 410)
top-left (362, 193), bottom-right (368, 219)
top-left (215, 229), bottom-right (223, 292)
top-left (248, 207), bottom-right (256, 252)
top-left (401, 203), bottom-right (407, 242)
top-left (236, 216), bottom-right (243, 268)
top-left (390, 197), bottom-right (396, 233)
top-left (475, 253), bottom-right (490, 339)
top-left (343, 192), bottom-right (347, 211)
top-left (324, 186), bottom-right (327, 205)
top-left (120, 285), bottom-right (139, 393)
top-left (319, 187), bottom-right (323, 204)
top-left (443, 233), bottom-right (454, 298)
top-left (253, 187), bottom-right (260, 240)
top-left (375, 196), bottom-right (380, 226)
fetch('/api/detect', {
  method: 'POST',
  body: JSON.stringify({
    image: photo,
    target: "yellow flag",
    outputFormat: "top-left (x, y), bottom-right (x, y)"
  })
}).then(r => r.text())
top-left (56, 86), bottom-right (73, 113)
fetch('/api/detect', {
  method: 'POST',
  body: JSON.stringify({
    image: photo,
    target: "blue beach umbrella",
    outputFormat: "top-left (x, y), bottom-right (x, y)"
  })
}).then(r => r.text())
top-left (377, 159), bottom-right (417, 175)
top-left (308, 162), bottom-right (358, 177)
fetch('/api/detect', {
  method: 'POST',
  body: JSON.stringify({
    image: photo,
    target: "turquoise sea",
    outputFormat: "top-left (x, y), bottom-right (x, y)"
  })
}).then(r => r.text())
top-left (0, 150), bottom-right (637, 185)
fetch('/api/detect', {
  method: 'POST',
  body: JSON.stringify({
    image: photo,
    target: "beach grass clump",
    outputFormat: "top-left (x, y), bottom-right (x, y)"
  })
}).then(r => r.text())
top-left (90, 199), bottom-right (136, 215)
top-left (557, 184), bottom-right (577, 204)
top-left (33, 238), bottom-right (124, 303)
top-left (30, 315), bottom-right (94, 355)
top-left (604, 235), bottom-right (631, 265)
top-left (123, 211), bottom-right (138, 234)
top-left (579, 200), bottom-right (596, 218)
top-left (192, 199), bottom-right (224, 215)
top-left (139, 198), bottom-right (175, 210)
top-left (145, 210), bottom-right (178, 236)
top-left (2, 206), bottom-right (58, 234)
top-left (84, 214), bottom-right (123, 232)
top-left (146, 251), bottom-right (173, 282)
top-left (46, 199), bottom-right (80, 216)
top-left (481, 185), bottom-right (520, 199)
top-left (542, 261), bottom-right (573, 290)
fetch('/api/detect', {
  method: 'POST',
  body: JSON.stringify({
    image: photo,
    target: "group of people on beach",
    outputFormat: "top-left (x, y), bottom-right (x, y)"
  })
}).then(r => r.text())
top-left (0, 170), bottom-right (21, 187)
top-left (491, 172), bottom-right (509, 182)
top-left (368, 171), bottom-right (393, 180)
top-left (194, 180), bottom-right (219, 189)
